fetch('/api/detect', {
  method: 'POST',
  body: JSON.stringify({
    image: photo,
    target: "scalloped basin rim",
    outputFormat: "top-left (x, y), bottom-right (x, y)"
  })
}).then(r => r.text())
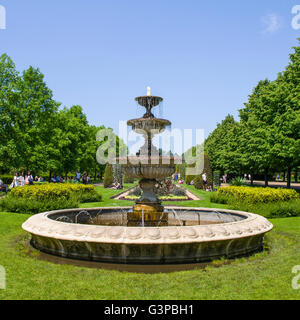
top-left (22, 206), bottom-right (273, 245)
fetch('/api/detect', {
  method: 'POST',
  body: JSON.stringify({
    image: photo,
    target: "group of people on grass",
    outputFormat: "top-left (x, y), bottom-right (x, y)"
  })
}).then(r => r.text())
top-left (0, 170), bottom-right (92, 193)
top-left (0, 172), bottom-right (42, 193)
top-left (51, 171), bottom-right (91, 185)
top-left (10, 171), bottom-right (35, 188)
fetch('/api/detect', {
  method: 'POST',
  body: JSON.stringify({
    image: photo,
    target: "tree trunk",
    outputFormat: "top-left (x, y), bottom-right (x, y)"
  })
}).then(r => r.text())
top-left (287, 167), bottom-right (291, 189)
top-left (283, 171), bottom-right (286, 182)
top-left (295, 169), bottom-right (298, 183)
top-left (49, 171), bottom-right (52, 182)
top-left (264, 168), bottom-right (268, 187)
top-left (251, 172), bottom-right (254, 186)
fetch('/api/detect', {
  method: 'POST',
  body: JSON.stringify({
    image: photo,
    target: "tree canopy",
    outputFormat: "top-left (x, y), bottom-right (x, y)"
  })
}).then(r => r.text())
top-left (0, 54), bottom-right (122, 179)
top-left (205, 39), bottom-right (300, 187)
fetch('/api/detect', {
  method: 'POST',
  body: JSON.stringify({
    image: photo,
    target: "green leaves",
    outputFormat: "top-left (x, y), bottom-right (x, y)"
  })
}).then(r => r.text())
top-left (0, 55), bottom-right (124, 176)
top-left (205, 39), bottom-right (300, 182)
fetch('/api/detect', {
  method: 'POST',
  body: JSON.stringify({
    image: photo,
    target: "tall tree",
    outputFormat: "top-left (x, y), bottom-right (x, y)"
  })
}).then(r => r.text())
top-left (0, 54), bottom-right (21, 172)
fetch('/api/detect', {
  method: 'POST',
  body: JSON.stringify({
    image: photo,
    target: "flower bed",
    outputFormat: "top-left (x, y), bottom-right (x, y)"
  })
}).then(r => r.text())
top-left (123, 195), bottom-right (189, 201)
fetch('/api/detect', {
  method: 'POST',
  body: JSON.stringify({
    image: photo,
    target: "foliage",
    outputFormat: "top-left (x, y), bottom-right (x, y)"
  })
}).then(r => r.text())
top-left (210, 192), bottom-right (229, 204)
top-left (217, 186), bottom-right (298, 204)
top-left (124, 195), bottom-right (188, 200)
top-left (186, 153), bottom-right (213, 189)
top-left (213, 170), bottom-right (221, 188)
top-left (205, 115), bottom-right (242, 173)
top-left (0, 183), bottom-right (101, 214)
top-left (204, 39), bottom-right (300, 187)
top-left (0, 175), bottom-right (14, 185)
top-left (10, 183), bottom-right (100, 200)
top-left (112, 163), bottom-right (123, 185)
top-left (123, 175), bottom-right (135, 184)
top-left (193, 175), bottom-right (203, 189)
top-left (175, 163), bottom-right (185, 179)
top-left (185, 173), bottom-right (195, 185)
top-left (155, 180), bottom-right (186, 196)
top-left (103, 164), bottom-right (114, 188)
top-left (0, 197), bottom-right (79, 215)
top-left (0, 54), bottom-right (124, 179)
top-left (229, 177), bottom-right (247, 186)
top-left (229, 199), bottom-right (300, 218)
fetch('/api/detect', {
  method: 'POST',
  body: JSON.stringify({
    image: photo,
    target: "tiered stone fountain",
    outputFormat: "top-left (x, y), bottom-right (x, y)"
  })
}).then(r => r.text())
top-left (22, 88), bottom-right (273, 265)
top-left (122, 87), bottom-right (175, 226)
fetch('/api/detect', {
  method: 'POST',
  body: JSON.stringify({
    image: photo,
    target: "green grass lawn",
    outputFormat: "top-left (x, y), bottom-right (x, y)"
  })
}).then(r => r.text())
top-left (0, 184), bottom-right (299, 300)
top-left (82, 183), bottom-right (229, 210)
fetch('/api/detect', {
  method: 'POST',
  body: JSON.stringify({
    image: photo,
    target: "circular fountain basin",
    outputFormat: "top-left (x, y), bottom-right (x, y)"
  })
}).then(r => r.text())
top-left (22, 207), bottom-right (273, 264)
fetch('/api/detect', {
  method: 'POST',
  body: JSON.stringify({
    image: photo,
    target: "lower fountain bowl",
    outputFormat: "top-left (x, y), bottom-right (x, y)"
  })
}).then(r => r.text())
top-left (22, 206), bottom-right (273, 264)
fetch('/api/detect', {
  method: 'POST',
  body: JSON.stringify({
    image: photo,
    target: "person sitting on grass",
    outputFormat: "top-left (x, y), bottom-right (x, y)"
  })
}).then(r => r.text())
top-left (206, 185), bottom-right (213, 192)
top-left (112, 182), bottom-right (123, 190)
top-left (25, 171), bottom-right (33, 185)
top-left (10, 172), bottom-right (22, 189)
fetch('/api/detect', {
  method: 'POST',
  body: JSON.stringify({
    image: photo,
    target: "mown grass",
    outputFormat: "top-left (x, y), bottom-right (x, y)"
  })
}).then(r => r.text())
top-left (0, 184), bottom-right (299, 300)
top-left (82, 184), bottom-right (229, 210)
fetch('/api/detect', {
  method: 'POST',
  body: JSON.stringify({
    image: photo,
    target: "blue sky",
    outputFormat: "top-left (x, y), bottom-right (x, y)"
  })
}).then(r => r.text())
top-left (0, 0), bottom-right (299, 146)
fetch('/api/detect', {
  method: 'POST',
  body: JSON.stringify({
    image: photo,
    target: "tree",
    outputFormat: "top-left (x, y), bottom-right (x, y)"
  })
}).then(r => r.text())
top-left (271, 42), bottom-right (300, 187)
top-left (103, 163), bottom-right (113, 188)
top-left (15, 66), bottom-right (60, 173)
top-left (205, 115), bottom-right (242, 174)
top-left (0, 54), bottom-right (22, 172)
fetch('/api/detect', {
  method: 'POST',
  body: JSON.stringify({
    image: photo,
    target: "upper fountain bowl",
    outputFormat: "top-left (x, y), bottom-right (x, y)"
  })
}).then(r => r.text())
top-left (135, 95), bottom-right (163, 107)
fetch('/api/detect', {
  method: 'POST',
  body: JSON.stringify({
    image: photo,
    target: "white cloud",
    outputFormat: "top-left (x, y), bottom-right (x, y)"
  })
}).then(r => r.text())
top-left (261, 13), bottom-right (281, 34)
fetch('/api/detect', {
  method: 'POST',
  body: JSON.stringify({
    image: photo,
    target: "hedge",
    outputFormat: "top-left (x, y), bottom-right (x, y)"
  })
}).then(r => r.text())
top-left (104, 164), bottom-right (114, 188)
top-left (0, 183), bottom-right (102, 214)
top-left (217, 186), bottom-right (298, 204)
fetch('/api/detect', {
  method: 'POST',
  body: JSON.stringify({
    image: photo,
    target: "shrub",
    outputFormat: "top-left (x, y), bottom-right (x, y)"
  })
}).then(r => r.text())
top-left (213, 171), bottom-right (221, 188)
top-left (0, 197), bottom-right (79, 215)
top-left (0, 175), bottom-right (14, 185)
top-left (123, 175), bottom-right (135, 184)
top-left (186, 153), bottom-right (213, 188)
top-left (194, 175), bottom-right (203, 189)
top-left (230, 177), bottom-right (247, 186)
top-left (229, 199), bottom-right (300, 218)
top-left (217, 186), bottom-right (298, 204)
top-left (185, 174), bottom-right (195, 185)
top-left (210, 192), bottom-right (229, 204)
top-left (10, 183), bottom-right (100, 201)
top-left (0, 183), bottom-right (101, 214)
top-left (103, 164), bottom-right (114, 188)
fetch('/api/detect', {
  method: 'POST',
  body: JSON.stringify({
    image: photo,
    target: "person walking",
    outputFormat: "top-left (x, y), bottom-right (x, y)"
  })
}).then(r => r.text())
top-left (202, 172), bottom-right (207, 189)
top-left (76, 170), bottom-right (81, 183)
top-left (82, 172), bottom-right (88, 185)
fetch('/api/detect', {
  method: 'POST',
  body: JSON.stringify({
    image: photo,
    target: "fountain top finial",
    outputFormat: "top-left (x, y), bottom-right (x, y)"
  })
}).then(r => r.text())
top-left (135, 88), bottom-right (163, 116)
top-left (147, 86), bottom-right (151, 96)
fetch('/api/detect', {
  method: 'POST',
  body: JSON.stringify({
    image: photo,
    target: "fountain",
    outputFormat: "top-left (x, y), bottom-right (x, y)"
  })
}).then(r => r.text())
top-left (122, 87), bottom-right (175, 226)
top-left (22, 88), bottom-right (273, 265)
